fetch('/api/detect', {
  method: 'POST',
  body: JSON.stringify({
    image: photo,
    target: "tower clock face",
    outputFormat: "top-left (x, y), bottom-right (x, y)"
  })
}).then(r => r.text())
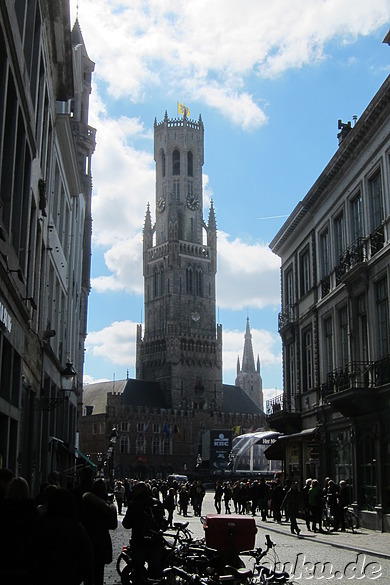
top-left (157, 196), bottom-right (166, 212)
top-left (186, 194), bottom-right (199, 210)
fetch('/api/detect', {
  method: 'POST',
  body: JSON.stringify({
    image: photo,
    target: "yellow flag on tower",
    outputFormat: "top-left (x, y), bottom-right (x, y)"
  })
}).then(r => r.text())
top-left (178, 101), bottom-right (190, 117)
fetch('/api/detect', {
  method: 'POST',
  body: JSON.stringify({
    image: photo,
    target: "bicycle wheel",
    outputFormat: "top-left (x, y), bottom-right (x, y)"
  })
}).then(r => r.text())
top-left (345, 509), bottom-right (359, 532)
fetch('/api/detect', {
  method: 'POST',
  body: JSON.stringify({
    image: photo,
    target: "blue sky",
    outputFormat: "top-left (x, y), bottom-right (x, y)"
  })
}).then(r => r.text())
top-left (70, 1), bottom-right (390, 406)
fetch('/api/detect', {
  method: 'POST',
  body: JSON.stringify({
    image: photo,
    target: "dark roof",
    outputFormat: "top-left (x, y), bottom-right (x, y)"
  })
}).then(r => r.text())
top-left (222, 384), bottom-right (263, 414)
top-left (122, 379), bottom-right (167, 409)
top-left (83, 380), bottom-right (128, 415)
top-left (82, 379), bottom-right (260, 416)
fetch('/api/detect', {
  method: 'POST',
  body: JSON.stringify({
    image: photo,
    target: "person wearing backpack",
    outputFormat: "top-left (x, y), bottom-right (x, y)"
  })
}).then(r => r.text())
top-left (122, 481), bottom-right (167, 581)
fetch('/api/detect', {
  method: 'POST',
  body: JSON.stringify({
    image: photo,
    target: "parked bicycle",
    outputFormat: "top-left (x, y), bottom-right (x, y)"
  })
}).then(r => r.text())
top-left (322, 502), bottom-right (359, 533)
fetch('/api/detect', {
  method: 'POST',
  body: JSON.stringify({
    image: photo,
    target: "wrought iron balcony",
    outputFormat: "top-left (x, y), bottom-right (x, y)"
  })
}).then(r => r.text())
top-left (335, 238), bottom-right (367, 285)
top-left (278, 304), bottom-right (295, 333)
top-left (266, 393), bottom-right (299, 415)
top-left (370, 225), bottom-right (385, 256)
top-left (321, 275), bottom-right (331, 297)
top-left (322, 357), bottom-right (390, 417)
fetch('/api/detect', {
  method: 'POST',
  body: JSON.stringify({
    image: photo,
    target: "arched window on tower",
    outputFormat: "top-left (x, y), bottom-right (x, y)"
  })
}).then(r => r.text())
top-left (161, 150), bottom-right (166, 177)
top-left (154, 267), bottom-right (159, 297)
top-left (160, 266), bottom-right (165, 296)
top-left (186, 267), bottom-right (193, 294)
top-left (187, 151), bottom-right (193, 177)
top-left (173, 149), bottom-right (180, 175)
top-left (195, 268), bottom-right (203, 296)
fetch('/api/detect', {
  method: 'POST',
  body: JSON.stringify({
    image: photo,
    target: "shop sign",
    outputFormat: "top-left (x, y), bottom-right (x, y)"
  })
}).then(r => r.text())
top-left (290, 442), bottom-right (299, 464)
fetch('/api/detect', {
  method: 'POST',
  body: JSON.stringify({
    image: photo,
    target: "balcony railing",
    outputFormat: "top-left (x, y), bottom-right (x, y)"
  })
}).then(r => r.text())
top-left (278, 304), bottom-right (295, 332)
top-left (266, 393), bottom-right (299, 416)
top-left (322, 357), bottom-right (390, 396)
top-left (335, 238), bottom-right (367, 285)
top-left (370, 225), bottom-right (385, 256)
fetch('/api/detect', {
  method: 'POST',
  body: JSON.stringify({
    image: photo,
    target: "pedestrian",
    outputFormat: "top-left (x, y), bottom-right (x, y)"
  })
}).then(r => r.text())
top-left (249, 480), bottom-right (259, 516)
top-left (334, 480), bottom-right (349, 531)
top-left (214, 481), bottom-right (223, 514)
top-left (271, 479), bottom-right (284, 523)
top-left (81, 478), bottom-right (118, 585)
top-left (192, 480), bottom-right (205, 516)
top-left (31, 488), bottom-right (94, 585)
top-left (308, 478), bottom-right (323, 532)
top-left (0, 476), bottom-right (39, 584)
top-left (179, 484), bottom-right (190, 516)
top-left (122, 481), bottom-right (167, 581)
top-left (302, 478), bottom-right (312, 531)
top-left (164, 487), bottom-right (176, 528)
top-left (223, 481), bottom-right (233, 514)
top-left (281, 481), bottom-right (302, 535)
top-left (114, 480), bottom-right (125, 515)
top-left (257, 478), bottom-right (270, 521)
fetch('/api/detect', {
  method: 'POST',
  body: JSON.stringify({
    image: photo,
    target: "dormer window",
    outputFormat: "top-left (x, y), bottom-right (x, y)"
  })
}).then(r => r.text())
top-left (173, 149), bottom-right (180, 175)
top-left (187, 151), bottom-right (193, 177)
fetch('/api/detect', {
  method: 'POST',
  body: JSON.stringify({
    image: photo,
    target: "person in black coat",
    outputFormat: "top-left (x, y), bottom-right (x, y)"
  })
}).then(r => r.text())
top-left (122, 482), bottom-right (167, 581)
top-left (81, 478), bottom-right (118, 585)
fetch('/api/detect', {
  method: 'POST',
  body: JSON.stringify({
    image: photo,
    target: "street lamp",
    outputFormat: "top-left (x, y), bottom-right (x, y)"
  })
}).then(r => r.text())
top-left (228, 450), bottom-right (235, 479)
top-left (40, 361), bottom-right (77, 411)
top-left (108, 428), bottom-right (118, 488)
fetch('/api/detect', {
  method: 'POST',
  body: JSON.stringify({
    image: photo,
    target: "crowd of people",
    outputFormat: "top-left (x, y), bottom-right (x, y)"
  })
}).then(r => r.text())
top-left (211, 476), bottom-right (350, 536)
top-left (0, 467), bottom-right (350, 584)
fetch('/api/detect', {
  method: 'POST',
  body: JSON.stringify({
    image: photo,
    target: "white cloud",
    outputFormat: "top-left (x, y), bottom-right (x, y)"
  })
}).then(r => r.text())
top-left (86, 320), bottom-right (137, 366)
top-left (217, 231), bottom-right (280, 310)
top-left (90, 113), bottom-right (154, 247)
top-left (72, 0), bottom-right (390, 130)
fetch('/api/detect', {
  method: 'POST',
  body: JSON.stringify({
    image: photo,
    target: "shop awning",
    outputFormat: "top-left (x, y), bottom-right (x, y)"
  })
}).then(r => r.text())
top-left (264, 428), bottom-right (317, 460)
top-left (277, 427), bottom-right (317, 441)
top-left (75, 449), bottom-right (97, 470)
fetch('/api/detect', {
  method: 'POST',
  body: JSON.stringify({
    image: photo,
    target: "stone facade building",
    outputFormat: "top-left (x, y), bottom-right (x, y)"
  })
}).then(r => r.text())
top-left (0, 3), bottom-right (94, 493)
top-left (266, 69), bottom-right (390, 531)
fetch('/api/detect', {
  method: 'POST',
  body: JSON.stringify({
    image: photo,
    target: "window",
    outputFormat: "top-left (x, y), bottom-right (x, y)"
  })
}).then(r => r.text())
top-left (287, 342), bottom-right (295, 399)
top-left (303, 328), bottom-right (313, 391)
top-left (120, 435), bottom-right (130, 454)
top-left (187, 151), bottom-right (193, 177)
top-left (152, 437), bottom-right (159, 455)
top-left (359, 434), bottom-right (377, 509)
top-left (137, 422), bottom-right (146, 433)
top-left (357, 294), bottom-right (368, 364)
top-left (173, 180), bottom-right (180, 200)
top-left (136, 435), bottom-right (146, 455)
top-left (186, 267), bottom-right (193, 294)
top-left (368, 171), bottom-right (384, 231)
top-left (319, 230), bottom-right (329, 278)
top-left (161, 151), bottom-right (166, 177)
top-left (324, 317), bottom-right (333, 376)
top-left (173, 149), bottom-right (180, 175)
top-left (334, 213), bottom-right (345, 263)
top-left (195, 269), bottom-right (203, 296)
top-left (299, 247), bottom-right (311, 297)
top-left (120, 421), bottom-right (129, 432)
top-left (284, 267), bottom-right (294, 319)
top-left (351, 192), bottom-right (363, 241)
top-left (377, 279), bottom-right (389, 359)
top-left (339, 306), bottom-right (349, 367)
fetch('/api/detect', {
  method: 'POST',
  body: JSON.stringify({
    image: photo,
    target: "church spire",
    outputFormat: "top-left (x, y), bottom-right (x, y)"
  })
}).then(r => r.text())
top-left (242, 316), bottom-right (255, 372)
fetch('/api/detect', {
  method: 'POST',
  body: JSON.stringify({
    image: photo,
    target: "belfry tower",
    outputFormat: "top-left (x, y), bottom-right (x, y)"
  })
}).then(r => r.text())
top-left (235, 318), bottom-right (263, 411)
top-left (136, 111), bottom-right (223, 411)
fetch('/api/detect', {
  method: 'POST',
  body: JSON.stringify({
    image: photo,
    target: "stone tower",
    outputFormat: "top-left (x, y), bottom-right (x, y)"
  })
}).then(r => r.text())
top-left (136, 111), bottom-right (223, 411)
top-left (235, 318), bottom-right (263, 411)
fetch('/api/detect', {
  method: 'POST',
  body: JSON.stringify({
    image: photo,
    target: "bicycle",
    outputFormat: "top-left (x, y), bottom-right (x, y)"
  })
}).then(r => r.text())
top-left (343, 506), bottom-right (359, 533)
top-left (117, 521), bottom-right (196, 584)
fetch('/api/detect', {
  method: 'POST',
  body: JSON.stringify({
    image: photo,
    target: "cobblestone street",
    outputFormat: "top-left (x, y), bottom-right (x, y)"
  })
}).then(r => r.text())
top-left (103, 490), bottom-right (390, 584)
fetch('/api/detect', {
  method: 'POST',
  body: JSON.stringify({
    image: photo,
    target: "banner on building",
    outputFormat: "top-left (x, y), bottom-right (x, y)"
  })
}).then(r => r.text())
top-left (209, 430), bottom-right (233, 471)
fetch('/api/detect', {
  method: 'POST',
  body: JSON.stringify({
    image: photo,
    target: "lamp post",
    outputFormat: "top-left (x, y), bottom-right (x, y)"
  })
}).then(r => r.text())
top-left (108, 428), bottom-right (118, 489)
top-left (228, 450), bottom-right (235, 479)
top-left (97, 452), bottom-right (103, 477)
